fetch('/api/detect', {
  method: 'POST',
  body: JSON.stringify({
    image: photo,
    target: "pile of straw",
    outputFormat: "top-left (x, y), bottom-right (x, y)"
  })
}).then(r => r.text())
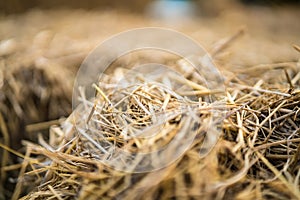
top-left (1, 31), bottom-right (299, 199)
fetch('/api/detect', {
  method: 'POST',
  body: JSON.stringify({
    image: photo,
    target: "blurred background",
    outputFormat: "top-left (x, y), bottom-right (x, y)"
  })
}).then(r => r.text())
top-left (1, 0), bottom-right (300, 14)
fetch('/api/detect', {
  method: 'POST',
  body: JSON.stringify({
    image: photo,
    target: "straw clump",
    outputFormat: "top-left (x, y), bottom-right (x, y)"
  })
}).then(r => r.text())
top-left (2, 37), bottom-right (300, 200)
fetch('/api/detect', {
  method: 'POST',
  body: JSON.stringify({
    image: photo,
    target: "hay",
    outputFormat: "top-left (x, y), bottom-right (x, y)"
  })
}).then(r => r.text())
top-left (0, 53), bottom-right (73, 199)
top-left (1, 30), bottom-right (299, 200)
top-left (0, 7), bottom-right (300, 199)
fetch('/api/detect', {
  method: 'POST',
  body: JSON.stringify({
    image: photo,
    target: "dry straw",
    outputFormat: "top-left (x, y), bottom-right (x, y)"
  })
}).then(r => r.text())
top-left (1, 31), bottom-right (300, 200)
